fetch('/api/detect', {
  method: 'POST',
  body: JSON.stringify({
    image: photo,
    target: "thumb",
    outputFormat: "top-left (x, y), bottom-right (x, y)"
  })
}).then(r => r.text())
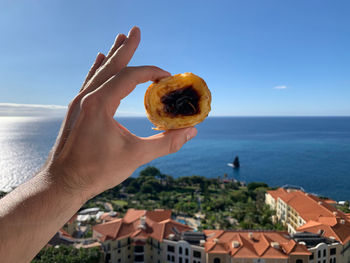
top-left (139, 127), bottom-right (197, 164)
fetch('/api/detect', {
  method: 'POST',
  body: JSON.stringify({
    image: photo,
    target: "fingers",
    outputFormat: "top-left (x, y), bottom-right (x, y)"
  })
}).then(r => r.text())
top-left (80, 53), bottom-right (106, 91)
top-left (137, 127), bottom-right (198, 164)
top-left (91, 66), bottom-right (170, 116)
top-left (101, 33), bottom-right (127, 65)
top-left (83, 27), bottom-right (141, 94)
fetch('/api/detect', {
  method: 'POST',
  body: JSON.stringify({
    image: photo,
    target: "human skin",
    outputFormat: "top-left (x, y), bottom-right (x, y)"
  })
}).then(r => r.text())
top-left (0, 27), bottom-right (197, 262)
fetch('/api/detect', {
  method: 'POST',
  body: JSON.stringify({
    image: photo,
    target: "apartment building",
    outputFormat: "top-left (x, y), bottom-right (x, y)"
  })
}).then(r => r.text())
top-left (297, 218), bottom-right (350, 263)
top-left (92, 209), bottom-right (205, 263)
top-left (292, 232), bottom-right (342, 263)
top-left (203, 230), bottom-right (310, 263)
top-left (266, 188), bottom-right (350, 263)
top-left (265, 188), bottom-right (339, 234)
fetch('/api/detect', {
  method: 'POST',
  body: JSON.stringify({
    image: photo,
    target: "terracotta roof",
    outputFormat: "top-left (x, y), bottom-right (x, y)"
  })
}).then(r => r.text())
top-left (324, 199), bottom-right (337, 205)
top-left (203, 230), bottom-right (310, 258)
top-left (267, 188), bottom-right (346, 222)
top-left (297, 218), bottom-right (350, 245)
top-left (100, 212), bottom-right (117, 222)
top-left (59, 228), bottom-right (73, 239)
top-left (93, 209), bottom-right (191, 242)
top-left (267, 188), bottom-right (290, 202)
top-left (268, 188), bottom-right (350, 244)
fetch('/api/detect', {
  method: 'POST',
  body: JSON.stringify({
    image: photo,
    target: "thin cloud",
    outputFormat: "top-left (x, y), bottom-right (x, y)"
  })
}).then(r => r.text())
top-left (273, 85), bottom-right (288, 90)
top-left (0, 103), bottom-right (144, 117)
top-left (0, 103), bottom-right (67, 117)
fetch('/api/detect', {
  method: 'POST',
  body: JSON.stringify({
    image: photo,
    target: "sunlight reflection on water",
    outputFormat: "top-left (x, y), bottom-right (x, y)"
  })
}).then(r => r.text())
top-left (0, 117), bottom-right (59, 191)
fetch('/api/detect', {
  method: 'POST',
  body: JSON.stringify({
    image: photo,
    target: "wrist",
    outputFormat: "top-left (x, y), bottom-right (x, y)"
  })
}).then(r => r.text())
top-left (42, 164), bottom-right (91, 206)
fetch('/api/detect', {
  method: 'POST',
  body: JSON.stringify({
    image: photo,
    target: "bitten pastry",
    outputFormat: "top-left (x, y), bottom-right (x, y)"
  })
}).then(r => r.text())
top-left (144, 73), bottom-right (211, 130)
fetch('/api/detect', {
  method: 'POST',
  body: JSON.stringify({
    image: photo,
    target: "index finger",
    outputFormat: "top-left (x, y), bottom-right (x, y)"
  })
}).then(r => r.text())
top-left (93, 66), bottom-right (171, 116)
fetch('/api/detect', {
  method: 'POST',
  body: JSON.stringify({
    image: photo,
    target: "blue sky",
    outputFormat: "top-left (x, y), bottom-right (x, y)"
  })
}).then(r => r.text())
top-left (0, 0), bottom-right (349, 116)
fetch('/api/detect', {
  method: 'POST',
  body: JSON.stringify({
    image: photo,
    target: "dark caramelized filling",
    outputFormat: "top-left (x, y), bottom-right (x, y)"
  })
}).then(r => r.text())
top-left (161, 86), bottom-right (200, 116)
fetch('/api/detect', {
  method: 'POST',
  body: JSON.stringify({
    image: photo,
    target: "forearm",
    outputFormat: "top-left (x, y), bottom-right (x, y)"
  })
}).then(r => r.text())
top-left (0, 168), bottom-right (86, 263)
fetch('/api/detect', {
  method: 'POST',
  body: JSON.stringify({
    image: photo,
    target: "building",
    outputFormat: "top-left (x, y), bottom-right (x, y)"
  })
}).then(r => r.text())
top-left (266, 188), bottom-right (350, 263)
top-left (297, 219), bottom-right (350, 263)
top-left (203, 230), bottom-right (311, 263)
top-left (291, 232), bottom-right (342, 263)
top-left (265, 188), bottom-right (339, 234)
top-left (93, 208), bottom-right (207, 263)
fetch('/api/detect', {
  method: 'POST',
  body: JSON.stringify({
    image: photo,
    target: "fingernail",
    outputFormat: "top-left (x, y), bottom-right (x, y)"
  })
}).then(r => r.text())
top-left (186, 128), bottom-right (197, 141)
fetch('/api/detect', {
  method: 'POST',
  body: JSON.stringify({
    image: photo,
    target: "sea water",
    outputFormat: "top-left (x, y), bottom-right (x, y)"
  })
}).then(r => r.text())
top-left (1, 116), bottom-right (349, 200)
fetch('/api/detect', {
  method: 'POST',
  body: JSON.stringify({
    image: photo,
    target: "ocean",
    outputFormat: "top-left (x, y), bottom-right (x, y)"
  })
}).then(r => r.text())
top-left (0, 116), bottom-right (349, 201)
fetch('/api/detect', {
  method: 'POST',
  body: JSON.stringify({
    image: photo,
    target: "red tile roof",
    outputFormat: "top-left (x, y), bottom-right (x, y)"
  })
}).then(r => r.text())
top-left (268, 188), bottom-right (350, 245)
top-left (298, 218), bottom-right (350, 245)
top-left (93, 209), bottom-right (191, 242)
top-left (267, 189), bottom-right (347, 222)
top-left (100, 212), bottom-right (117, 222)
top-left (203, 230), bottom-right (310, 258)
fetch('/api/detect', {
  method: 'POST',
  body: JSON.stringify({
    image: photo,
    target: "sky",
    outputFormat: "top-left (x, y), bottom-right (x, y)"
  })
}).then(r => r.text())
top-left (0, 0), bottom-right (349, 116)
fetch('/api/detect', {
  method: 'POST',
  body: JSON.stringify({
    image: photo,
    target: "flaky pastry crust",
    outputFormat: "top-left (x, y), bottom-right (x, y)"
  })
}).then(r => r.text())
top-left (144, 73), bottom-right (211, 130)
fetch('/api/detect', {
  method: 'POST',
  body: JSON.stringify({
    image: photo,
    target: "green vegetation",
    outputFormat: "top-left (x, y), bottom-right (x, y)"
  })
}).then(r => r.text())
top-left (337, 201), bottom-right (350, 213)
top-left (84, 166), bottom-right (285, 231)
top-left (32, 245), bottom-right (101, 263)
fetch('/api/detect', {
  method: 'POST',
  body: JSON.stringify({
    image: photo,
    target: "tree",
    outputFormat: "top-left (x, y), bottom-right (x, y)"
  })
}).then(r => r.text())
top-left (247, 182), bottom-right (268, 192)
top-left (125, 180), bottom-right (139, 193)
top-left (139, 166), bottom-right (161, 179)
top-left (32, 245), bottom-right (101, 263)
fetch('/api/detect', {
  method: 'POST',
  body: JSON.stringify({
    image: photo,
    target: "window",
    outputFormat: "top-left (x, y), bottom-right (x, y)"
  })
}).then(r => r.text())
top-left (310, 253), bottom-right (314, 260)
top-left (330, 259), bottom-right (332, 263)
top-left (330, 248), bottom-right (336, 255)
top-left (134, 255), bottom-right (144, 262)
top-left (127, 237), bottom-right (131, 245)
top-left (214, 258), bottom-right (221, 263)
top-left (296, 260), bottom-right (303, 263)
top-left (185, 248), bottom-right (189, 255)
top-left (117, 249), bottom-right (120, 254)
top-left (324, 249), bottom-right (326, 257)
top-left (318, 251), bottom-right (321, 258)
top-left (168, 255), bottom-right (171, 261)
top-left (323, 260), bottom-right (326, 263)
top-left (334, 258), bottom-right (336, 263)
top-left (168, 245), bottom-right (175, 252)
top-left (117, 240), bottom-right (121, 248)
top-left (179, 246), bottom-right (183, 254)
top-left (179, 257), bottom-right (183, 263)
top-left (172, 255), bottom-right (175, 262)
top-left (134, 246), bottom-right (144, 253)
top-left (128, 255), bottom-right (130, 259)
top-left (186, 259), bottom-right (189, 263)
top-left (193, 251), bottom-right (201, 258)
top-left (117, 259), bottom-right (121, 263)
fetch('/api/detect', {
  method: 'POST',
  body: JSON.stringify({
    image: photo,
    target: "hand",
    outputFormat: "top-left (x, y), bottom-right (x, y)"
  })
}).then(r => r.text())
top-left (46, 27), bottom-right (197, 200)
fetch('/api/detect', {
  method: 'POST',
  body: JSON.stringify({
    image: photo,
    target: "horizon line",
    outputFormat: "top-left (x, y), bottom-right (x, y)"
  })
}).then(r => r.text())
top-left (0, 103), bottom-right (349, 118)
